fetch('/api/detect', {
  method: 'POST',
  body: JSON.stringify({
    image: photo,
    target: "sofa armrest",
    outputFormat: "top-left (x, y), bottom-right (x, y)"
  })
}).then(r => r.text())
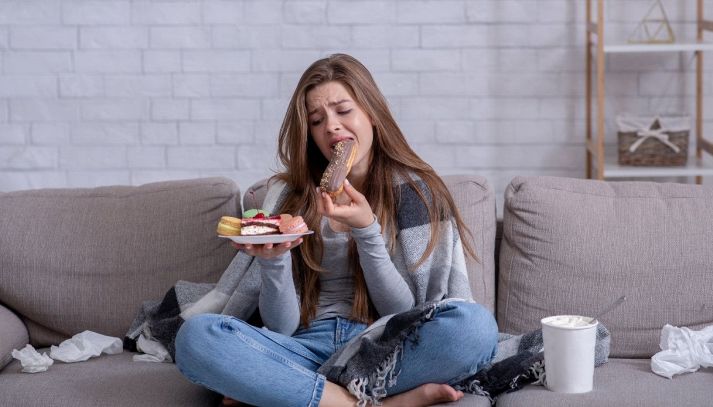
top-left (0, 303), bottom-right (29, 371)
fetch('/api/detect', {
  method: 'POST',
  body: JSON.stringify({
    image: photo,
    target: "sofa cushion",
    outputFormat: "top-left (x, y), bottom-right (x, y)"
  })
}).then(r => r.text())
top-left (498, 176), bottom-right (713, 358)
top-left (495, 358), bottom-right (713, 407)
top-left (0, 304), bottom-right (28, 370)
top-left (243, 175), bottom-right (497, 312)
top-left (0, 178), bottom-right (240, 346)
top-left (433, 394), bottom-right (492, 407)
top-left (0, 350), bottom-right (221, 407)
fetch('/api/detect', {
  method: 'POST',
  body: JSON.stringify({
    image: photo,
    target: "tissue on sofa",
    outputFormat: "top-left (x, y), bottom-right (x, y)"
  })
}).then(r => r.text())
top-left (49, 330), bottom-right (122, 363)
top-left (651, 324), bottom-right (713, 379)
top-left (11, 345), bottom-right (53, 373)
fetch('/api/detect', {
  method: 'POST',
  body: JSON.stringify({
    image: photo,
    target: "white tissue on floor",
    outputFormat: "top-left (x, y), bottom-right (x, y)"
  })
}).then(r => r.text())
top-left (49, 330), bottom-right (123, 363)
top-left (11, 344), bottom-right (54, 373)
top-left (133, 334), bottom-right (172, 363)
top-left (651, 323), bottom-right (713, 379)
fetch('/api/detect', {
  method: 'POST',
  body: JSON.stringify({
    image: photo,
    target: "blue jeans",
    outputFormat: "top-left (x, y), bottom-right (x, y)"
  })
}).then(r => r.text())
top-left (175, 301), bottom-right (498, 407)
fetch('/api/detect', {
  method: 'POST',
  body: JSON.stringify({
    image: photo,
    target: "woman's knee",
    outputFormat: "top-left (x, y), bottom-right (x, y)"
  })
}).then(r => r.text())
top-left (174, 314), bottom-right (225, 374)
top-left (438, 301), bottom-right (498, 357)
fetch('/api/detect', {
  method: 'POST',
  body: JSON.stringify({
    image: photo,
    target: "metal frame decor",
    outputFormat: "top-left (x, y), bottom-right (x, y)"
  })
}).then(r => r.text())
top-left (628, 0), bottom-right (676, 44)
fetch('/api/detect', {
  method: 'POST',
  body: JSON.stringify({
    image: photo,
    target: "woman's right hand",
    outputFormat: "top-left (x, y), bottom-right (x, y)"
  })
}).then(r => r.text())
top-left (316, 180), bottom-right (375, 229)
top-left (231, 238), bottom-right (303, 259)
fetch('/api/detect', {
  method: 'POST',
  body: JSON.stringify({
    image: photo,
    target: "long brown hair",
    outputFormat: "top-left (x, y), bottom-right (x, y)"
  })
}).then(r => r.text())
top-left (274, 54), bottom-right (476, 327)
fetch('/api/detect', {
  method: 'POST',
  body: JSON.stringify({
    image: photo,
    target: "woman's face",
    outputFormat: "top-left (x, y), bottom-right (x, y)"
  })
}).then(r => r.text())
top-left (306, 81), bottom-right (374, 178)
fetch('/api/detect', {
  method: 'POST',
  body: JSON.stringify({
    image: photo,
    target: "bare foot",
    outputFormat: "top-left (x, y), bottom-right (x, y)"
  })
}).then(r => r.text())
top-left (381, 383), bottom-right (464, 407)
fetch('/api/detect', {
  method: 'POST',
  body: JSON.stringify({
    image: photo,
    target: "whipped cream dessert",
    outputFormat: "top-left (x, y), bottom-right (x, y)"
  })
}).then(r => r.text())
top-left (240, 214), bottom-right (281, 236)
top-left (543, 315), bottom-right (595, 328)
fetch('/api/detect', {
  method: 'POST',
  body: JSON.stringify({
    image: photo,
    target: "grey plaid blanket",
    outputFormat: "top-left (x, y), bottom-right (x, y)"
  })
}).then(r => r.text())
top-left (318, 299), bottom-right (611, 406)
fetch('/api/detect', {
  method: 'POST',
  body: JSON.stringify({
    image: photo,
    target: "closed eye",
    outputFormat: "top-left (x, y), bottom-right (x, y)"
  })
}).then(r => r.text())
top-left (337, 109), bottom-right (352, 115)
top-left (310, 118), bottom-right (323, 126)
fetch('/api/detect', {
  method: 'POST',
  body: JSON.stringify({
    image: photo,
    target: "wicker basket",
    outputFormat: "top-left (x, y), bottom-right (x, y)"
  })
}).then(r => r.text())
top-left (616, 115), bottom-right (689, 167)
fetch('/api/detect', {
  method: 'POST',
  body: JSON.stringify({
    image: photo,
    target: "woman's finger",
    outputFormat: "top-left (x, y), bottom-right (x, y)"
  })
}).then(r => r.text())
top-left (342, 179), bottom-right (365, 204)
top-left (315, 187), bottom-right (326, 214)
top-left (321, 190), bottom-right (335, 215)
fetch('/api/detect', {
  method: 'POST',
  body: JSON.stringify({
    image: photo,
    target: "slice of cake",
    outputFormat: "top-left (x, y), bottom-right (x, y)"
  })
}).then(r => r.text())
top-left (240, 213), bottom-right (281, 236)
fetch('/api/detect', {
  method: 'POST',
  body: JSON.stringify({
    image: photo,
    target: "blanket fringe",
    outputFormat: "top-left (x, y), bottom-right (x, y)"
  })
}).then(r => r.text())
top-left (347, 343), bottom-right (403, 407)
top-left (454, 378), bottom-right (493, 402)
top-left (347, 378), bottom-right (369, 407)
top-left (348, 303), bottom-right (439, 406)
top-left (530, 359), bottom-right (546, 386)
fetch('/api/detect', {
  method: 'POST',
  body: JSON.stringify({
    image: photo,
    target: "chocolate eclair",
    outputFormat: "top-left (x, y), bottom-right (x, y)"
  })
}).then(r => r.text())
top-left (319, 139), bottom-right (357, 199)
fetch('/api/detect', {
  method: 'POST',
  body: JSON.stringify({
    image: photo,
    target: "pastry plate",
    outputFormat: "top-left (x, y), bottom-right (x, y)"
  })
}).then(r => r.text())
top-left (219, 231), bottom-right (314, 245)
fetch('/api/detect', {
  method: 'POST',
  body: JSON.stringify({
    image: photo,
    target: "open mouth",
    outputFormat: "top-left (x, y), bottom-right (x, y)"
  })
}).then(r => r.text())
top-left (329, 137), bottom-right (355, 150)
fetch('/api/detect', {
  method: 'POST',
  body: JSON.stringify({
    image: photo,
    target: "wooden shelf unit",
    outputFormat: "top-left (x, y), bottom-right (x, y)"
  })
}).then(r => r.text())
top-left (585, 0), bottom-right (713, 182)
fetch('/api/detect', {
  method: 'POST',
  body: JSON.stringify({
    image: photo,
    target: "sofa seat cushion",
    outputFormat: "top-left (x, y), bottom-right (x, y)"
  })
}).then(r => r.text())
top-left (0, 350), bottom-right (220, 407)
top-left (433, 394), bottom-right (492, 407)
top-left (496, 358), bottom-right (712, 407)
top-left (498, 176), bottom-right (713, 357)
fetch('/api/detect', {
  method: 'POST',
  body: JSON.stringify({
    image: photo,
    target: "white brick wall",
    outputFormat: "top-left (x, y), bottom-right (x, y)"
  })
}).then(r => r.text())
top-left (1, 0), bottom-right (712, 216)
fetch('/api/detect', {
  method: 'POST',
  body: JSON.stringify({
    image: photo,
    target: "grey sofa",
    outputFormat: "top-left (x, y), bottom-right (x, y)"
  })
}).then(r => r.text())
top-left (1, 175), bottom-right (711, 406)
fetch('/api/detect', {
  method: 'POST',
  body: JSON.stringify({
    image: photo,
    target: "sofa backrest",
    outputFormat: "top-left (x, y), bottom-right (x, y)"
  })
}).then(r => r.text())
top-left (243, 175), bottom-right (497, 312)
top-left (498, 176), bottom-right (713, 358)
top-left (0, 177), bottom-right (240, 346)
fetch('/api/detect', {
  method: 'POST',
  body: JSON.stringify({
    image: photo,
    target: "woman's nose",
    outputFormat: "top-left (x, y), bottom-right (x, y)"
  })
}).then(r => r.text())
top-left (325, 113), bottom-right (341, 133)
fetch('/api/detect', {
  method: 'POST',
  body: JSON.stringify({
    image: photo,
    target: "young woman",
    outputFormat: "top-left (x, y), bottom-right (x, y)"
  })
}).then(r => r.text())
top-left (174, 54), bottom-right (498, 407)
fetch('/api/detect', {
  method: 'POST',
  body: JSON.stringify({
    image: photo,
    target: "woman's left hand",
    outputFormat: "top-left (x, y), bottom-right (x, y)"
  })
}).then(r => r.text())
top-left (317, 179), bottom-right (375, 229)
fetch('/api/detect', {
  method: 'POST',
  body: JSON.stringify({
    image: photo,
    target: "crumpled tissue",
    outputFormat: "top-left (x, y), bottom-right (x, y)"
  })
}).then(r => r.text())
top-left (11, 344), bottom-right (54, 373)
top-left (49, 330), bottom-right (123, 363)
top-left (651, 324), bottom-right (713, 379)
top-left (133, 334), bottom-right (172, 363)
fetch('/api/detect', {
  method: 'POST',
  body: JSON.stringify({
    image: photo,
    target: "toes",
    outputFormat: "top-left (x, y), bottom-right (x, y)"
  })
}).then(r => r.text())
top-left (428, 384), bottom-right (461, 403)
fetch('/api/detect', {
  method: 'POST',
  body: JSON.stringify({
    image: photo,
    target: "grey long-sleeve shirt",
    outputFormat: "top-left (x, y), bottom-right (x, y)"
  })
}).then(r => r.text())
top-left (257, 217), bottom-right (415, 335)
